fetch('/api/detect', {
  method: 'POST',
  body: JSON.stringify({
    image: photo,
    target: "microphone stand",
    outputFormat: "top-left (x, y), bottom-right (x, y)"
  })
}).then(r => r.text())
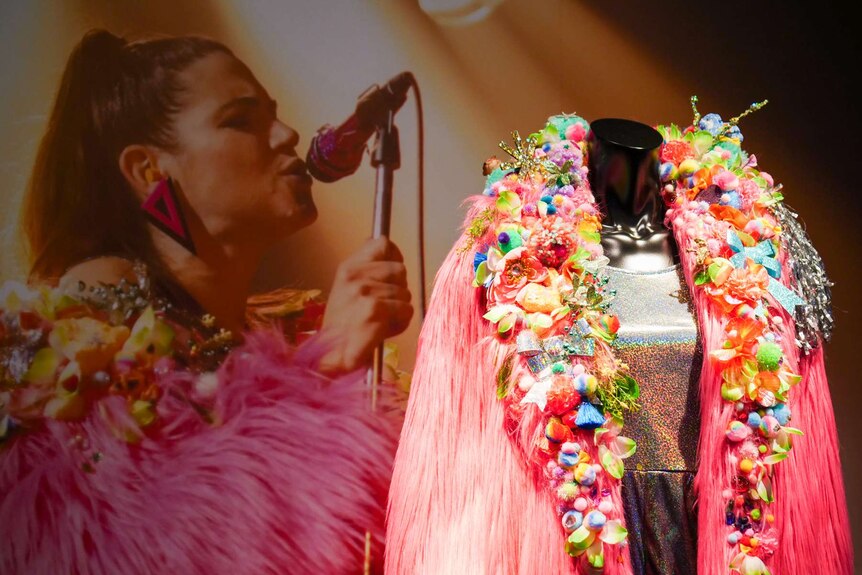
top-left (364, 108), bottom-right (400, 575)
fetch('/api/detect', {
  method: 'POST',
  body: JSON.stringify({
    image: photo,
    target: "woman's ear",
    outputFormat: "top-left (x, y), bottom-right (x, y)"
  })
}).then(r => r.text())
top-left (118, 145), bottom-right (162, 201)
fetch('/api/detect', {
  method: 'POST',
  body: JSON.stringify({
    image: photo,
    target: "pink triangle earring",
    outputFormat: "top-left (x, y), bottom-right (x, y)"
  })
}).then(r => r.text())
top-left (141, 169), bottom-right (197, 255)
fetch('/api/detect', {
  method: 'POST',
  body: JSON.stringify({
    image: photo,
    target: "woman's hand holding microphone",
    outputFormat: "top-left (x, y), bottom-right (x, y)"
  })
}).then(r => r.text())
top-left (318, 237), bottom-right (414, 374)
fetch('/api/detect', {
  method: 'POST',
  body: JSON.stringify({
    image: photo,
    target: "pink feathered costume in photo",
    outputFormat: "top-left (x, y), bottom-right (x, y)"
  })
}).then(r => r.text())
top-left (0, 284), bottom-right (401, 575)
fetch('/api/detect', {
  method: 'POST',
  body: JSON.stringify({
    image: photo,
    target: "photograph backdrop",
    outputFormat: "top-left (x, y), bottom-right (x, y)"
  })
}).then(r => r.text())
top-left (1, 0), bottom-right (858, 560)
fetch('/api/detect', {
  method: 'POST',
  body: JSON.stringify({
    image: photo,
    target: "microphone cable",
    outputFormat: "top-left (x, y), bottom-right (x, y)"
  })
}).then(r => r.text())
top-left (405, 73), bottom-right (427, 321)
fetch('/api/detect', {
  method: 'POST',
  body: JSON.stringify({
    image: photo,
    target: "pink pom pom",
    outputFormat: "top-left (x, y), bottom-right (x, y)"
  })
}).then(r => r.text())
top-left (565, 123), bottom-right (586, 142)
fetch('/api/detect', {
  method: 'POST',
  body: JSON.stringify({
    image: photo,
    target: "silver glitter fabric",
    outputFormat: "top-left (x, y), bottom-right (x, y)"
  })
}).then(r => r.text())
top-left (621, 470), bottom-right (698, 575)
top-left (606, 265), bottom-right (702, 471)
top-left (607, 264), bottom-right (703, 574)
top-left (771, 199), bottom-right (834, 354)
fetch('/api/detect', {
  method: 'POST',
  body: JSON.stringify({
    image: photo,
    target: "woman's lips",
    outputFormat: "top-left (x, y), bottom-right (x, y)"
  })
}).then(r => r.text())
top-left (278, 158), bottom-right (308, 177)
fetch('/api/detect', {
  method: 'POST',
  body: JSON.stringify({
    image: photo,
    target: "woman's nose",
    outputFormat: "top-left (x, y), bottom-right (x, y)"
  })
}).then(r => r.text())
top-left (270, 119), bottom-right (299, 152)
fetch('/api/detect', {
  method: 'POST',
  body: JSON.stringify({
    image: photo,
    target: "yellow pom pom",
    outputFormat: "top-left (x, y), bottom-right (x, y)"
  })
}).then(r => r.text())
top-left (739, 458), bottom-right (754, 473)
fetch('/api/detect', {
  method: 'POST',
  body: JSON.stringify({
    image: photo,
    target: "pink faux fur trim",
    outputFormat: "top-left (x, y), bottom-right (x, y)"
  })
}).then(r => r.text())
top-left (0, 328), bottom-right (400, 575)
top-left (386, 204), bottom-right (618, 575)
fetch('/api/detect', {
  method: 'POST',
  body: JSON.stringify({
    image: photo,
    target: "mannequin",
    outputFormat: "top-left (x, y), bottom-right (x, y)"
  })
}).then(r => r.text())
top-left (588, 118), bottom-right (675, 271)
top-left (590, 118), bottom-right (701, 573)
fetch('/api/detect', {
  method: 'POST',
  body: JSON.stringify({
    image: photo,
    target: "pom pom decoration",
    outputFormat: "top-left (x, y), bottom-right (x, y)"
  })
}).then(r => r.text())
top-left (574, 401), bottom-right (605, 430)
top-left (756, 341), bottom-right (783, 372)
top-left (726, 420), bottom-right (752, 442)
top-left (545, 417), bottom-right (573, 444)
top-left (758, 415), bottom-right (781, 438)
top-left (772, 403), bottom-right (792, 426)
top-left (562, 510), bottom-right (584, 532)
top-left (573, 373), bottom-right (598, 396)
top-left (584, 510), bottom-right (607, 531)
top-left (573, 462), bottom-right (597, 486)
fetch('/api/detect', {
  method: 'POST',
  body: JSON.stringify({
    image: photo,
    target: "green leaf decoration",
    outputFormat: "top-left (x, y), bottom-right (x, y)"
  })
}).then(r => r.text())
top-left (579, 229), bottom-right (601, 244)
top-left (567, 525), bottom-right (595, 554)
top-left (694, 270), bottom-right (710, 286)
top-left (763, 452), bottom-right (788, 465)
top-left (483, 306), bottom-right (510, 323)
top-left (586, 538), bottom-right (605, 568)
top-left (756, 476), bottom-right (774, 503)
top-left (616, 375), bottom-right (640, 400)
top-left (686, 130), bottom-right (715, 156)
top-left (707, 262), bottom-right (723, 282)
top-left (473, 261), bottom-right (490, 288)
top-left (614, 436), bottom-right (637, 459)
top-left (496, 352), bottom-right (515, 400)
top-left (498, 313), bottom-right (516, 334)
top-left (598, 520), bottom-right (628, 544)
top-left (721, 382), bottom-right (745, 402)
top-left (496, 190), bottom-right (521, 217)
top-left (656, 123), bottom-right (682, 141)
top-left (24, 347), bottom-right (61, 385)
top-left (600, 444), bottom-right (625, 479)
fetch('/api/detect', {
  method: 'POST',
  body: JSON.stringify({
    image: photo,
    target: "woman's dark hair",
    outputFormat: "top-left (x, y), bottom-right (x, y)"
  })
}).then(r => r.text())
top-left (20, 29), bottom-right (230, 285)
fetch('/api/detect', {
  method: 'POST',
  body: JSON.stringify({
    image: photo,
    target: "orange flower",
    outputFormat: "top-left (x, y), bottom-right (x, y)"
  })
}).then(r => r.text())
top-left (48, 317), bottom-right (131, 376)
top-left (488, 247), bottom-right (548, 306)
top-left (705, 261), bottom-right (770, 313)
top-left (709, 203), bottom-right (750, 230)
top-left (711, 317), bottom-right (764, 402)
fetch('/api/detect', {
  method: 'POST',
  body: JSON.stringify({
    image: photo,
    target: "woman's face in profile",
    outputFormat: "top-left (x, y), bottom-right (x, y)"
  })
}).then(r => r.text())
top-left (159, 50), bottom-right (317, 248)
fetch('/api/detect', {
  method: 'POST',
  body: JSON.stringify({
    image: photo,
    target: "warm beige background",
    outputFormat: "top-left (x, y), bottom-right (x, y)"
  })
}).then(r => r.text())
top-left (1, 0), bottom-right (858, 562)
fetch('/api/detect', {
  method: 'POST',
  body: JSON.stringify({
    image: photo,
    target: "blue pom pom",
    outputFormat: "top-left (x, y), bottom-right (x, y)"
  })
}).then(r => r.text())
top-left (473, 251), bottom-right (488, 272)
top-left (726, 125), bottom-right (744, 141)
top-left (747, 412), bottom-right (762, 428)
top-left (772, 403), bottom-right (792, 426)
top-left (558, 452), bottom-right (579, 468)
top-left (546, 205), bottom-right (557, 215)
top-left (575, 402), bottom-right (605, 430)
top-left (540, 195), bottom-right (553, 204)
top-left (721, 190), bottom-right (742, 209)
top-left (698, 113), bottom-right (724, 136)
top-left (562, 510), bottom-right (584, 532)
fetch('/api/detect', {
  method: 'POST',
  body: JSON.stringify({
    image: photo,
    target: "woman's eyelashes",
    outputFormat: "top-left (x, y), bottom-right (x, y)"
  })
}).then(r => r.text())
top-left (221, 114), bottom-right (253, 130)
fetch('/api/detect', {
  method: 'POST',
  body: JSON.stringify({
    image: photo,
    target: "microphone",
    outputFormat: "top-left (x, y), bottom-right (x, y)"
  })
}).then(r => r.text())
top-left (306, 71), bottom-right (413, 183)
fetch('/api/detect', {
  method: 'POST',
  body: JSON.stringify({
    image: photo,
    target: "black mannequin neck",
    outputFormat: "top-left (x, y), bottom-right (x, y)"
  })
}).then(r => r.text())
top-left (587, 118), bottom-right (678, 271)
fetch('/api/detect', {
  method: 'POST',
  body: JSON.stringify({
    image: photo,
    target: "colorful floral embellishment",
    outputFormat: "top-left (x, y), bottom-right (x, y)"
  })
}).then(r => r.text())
top-left (661, 97), bottom-right (810, 573)
top-left (0, 263), bottom-right (239, 447)
top-left (472, 114), bottom-right (640, 567)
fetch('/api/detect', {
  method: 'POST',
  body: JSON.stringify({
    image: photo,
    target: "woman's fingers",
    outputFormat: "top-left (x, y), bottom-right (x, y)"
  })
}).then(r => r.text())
top-left (339, 260), bottom-right (407, 286)
top-left (319, 236), bottom-right (413, 374)
top-left (356, 281), bottom-right (412, 302)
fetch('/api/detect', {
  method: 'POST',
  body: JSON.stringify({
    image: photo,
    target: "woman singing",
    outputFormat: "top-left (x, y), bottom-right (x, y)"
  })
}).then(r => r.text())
top-left (0, 29), bottom-right (412, 574)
